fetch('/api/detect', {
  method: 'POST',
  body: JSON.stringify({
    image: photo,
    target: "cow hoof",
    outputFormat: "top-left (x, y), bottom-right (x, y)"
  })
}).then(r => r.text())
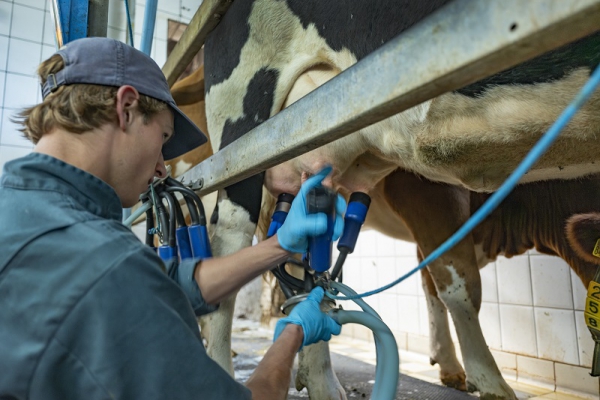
top-left (468, 380), bottom-right (518, 400)
top-left (440, 371), bottom-right (467, 391)
top-left (479, 393), bottom-right (515, 400)
top-left (295, 376), bottom-right (305, 392)
top-left (466, 380), bottom-right (478, 393)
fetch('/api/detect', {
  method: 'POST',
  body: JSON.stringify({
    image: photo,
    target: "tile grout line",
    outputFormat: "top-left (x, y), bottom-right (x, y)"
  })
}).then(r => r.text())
top-left (567, 265), bottom-right (582, 367)
top-left (529, 252), bottom-right (541, 366)
top-left (37, 0), bottom-right (46, 107)
top-left (10, 1), bottom-right (44, 12)
top-left (494, 260), bottom-right (504, 356)
top-left (0, 0), bottom-right (13, 146)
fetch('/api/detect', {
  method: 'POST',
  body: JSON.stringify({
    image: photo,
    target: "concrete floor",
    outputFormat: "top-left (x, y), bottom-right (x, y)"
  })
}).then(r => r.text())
top-left (229, 319), bottom-right (596, 400)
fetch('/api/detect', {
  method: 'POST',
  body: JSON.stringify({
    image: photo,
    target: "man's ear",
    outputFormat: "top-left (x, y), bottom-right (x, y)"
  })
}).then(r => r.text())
top-left (116, 85), bottom-right (140, 131)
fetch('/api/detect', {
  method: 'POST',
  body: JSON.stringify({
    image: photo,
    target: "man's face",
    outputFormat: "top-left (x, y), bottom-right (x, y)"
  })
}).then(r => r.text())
top-left (118, 108), bottom-right (174, 207)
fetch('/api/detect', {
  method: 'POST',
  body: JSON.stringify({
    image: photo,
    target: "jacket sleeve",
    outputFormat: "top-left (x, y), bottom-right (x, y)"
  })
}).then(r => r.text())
top-left (165, 258), bottom-right (219, 316)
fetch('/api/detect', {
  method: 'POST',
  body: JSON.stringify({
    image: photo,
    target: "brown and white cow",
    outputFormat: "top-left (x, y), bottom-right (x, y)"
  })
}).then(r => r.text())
top-left (159, 0), bottom-right (598, 398)
top-left (170, 130), bottom-right (600, 398)
top-left (165, 57), bottom-right (600, 400)
top-left (194, 1), bottom-right (600, 398)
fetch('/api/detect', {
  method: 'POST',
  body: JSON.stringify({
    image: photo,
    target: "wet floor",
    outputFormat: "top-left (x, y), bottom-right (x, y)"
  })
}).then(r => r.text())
top-left (231, 320), bottom-right (474, 399)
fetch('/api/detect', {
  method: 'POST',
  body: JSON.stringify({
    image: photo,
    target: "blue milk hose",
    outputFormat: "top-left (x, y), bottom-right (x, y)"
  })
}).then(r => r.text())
top-left (327, 281), bottom-right (399, 400)
top-left (123, 201), bottom-right (152, 227)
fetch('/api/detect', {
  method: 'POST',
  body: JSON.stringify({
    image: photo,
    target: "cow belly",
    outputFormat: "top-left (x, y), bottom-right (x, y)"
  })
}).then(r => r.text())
top-left (361, 179), bottom-right (414, 242)
top-left (408, 69), bottom-right (600, 191)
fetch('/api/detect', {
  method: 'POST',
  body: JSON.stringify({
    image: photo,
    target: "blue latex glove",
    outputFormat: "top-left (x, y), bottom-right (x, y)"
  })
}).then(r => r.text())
top-left (273, 287), bottom-right (341, 349)
top-left (276, 166), bottom-right (346, 253)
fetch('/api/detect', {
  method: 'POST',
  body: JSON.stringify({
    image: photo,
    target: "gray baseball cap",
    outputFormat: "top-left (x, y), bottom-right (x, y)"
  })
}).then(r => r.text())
top-left (41, 37), bottom-right (207, 160)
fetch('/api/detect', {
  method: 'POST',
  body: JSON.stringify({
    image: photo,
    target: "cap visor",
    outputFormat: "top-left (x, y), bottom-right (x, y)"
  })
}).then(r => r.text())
top-left (163, 105), bottom-right (208, 160)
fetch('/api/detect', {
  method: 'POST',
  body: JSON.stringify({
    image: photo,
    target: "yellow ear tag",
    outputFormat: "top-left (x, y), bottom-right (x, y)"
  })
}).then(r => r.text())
top-left (586, 281), bottom-right (600, 330)
top-left (593, 238), bottom-right (600, 258)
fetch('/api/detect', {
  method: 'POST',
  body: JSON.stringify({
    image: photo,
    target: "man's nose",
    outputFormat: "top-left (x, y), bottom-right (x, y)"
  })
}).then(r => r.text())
top-left (155, 154), bottom-right (167, 178)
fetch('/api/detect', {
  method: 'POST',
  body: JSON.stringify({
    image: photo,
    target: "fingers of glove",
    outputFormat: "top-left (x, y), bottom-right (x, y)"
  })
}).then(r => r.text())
top-left (333, 216), bottom-right (344, 241)
top-left (326, 316), bottom-right (342, 336)
top-left (332, 194), bottom-right (346, 241)
top-left (302, 315), bottom-right (341, 347)
top-left (298, 166), bottom-right (333, 197)
top-left (335, 194), bottom-right (347, 216)
top-left (283, 167), bottom-right (332, 231)
top-left (306, 286), bottom-right (325, 303)
top-left (277, 213), bottom-right (325, 252)
top-left (296, 214), bottom-right (328, 238)
top-left (277, 233), bottom-right (303, 253)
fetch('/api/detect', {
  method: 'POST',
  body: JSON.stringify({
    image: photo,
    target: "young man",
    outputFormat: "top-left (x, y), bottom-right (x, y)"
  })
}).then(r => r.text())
top-left (0, 37), bottom-right (345, 399)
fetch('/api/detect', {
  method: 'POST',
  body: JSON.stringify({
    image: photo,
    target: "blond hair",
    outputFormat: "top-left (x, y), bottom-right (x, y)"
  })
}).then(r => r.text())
top-left (15, 54), bottom-right (168, 144)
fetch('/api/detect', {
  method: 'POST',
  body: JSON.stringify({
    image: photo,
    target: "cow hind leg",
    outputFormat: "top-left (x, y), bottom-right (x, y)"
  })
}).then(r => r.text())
top-left (383, 171), bottom-right (515, 399)
top-left (428, 257), bottom-right (516, 400)
top-left (296, 342), bottom-right (346, 400)
top-left (420, 265), bottom-right (466, 390)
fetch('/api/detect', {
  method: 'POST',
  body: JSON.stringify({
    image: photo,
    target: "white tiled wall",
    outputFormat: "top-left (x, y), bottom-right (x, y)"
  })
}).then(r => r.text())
top-left (0, 0), bottom-right (200, 172)
top-left (341, 230), bottom-right (599, 396)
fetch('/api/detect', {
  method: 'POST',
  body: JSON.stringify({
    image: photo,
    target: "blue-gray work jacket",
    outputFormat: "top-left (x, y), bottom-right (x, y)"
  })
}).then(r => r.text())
top-left (0, 153), bottom-right (251, 399)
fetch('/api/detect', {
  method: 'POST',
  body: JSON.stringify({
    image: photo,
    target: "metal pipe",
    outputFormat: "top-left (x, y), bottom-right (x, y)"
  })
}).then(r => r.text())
top-left (88, 0), bottom-right (109, 38)
top-left (162, 0), bottom-right (234, 86)
top-left (140, 0), bottom-right (158, 55)
top-left (51, 0), bottom-right (90, 47)
top-left (49, 0), bottom-right (64, 48)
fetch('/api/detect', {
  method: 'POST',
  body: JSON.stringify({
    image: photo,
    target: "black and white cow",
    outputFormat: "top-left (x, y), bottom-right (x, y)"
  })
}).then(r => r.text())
top-left (201, 1), bottom-right (600, 398)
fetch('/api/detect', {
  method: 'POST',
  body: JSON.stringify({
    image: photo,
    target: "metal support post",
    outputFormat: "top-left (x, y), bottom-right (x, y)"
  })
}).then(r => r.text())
top-left (88, 0), bottom-right (109, 38)
top-left (51, 0), bottom-right (89, 47)
top-left (140, 0), bottom-right (158, 55)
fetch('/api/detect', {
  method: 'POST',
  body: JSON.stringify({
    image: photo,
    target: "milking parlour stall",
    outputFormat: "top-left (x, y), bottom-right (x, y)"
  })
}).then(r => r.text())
top-left (3, 0), bottom-right (599, 399)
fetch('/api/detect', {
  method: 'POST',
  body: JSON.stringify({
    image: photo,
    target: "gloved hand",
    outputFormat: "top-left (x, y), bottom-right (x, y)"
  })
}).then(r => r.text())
top-left (273, 287), bottom-right (341, 349)
top-left (276, 166), bottom-right (346, 253)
